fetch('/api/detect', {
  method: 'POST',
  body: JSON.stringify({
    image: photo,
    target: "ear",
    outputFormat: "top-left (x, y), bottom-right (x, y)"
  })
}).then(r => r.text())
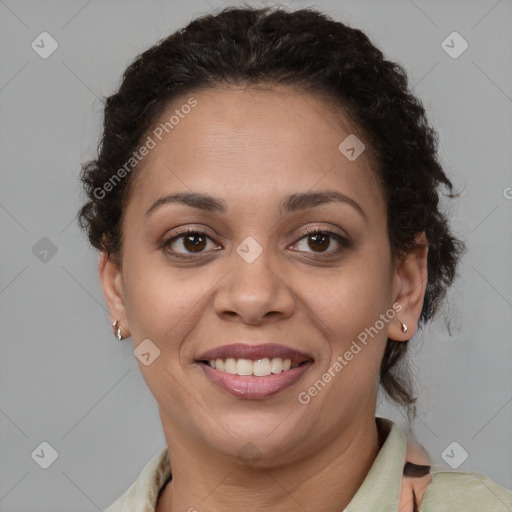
top-left (98, 251), bottom-right (130, 339)
top-left (388, 233), bottom-right (428, 342)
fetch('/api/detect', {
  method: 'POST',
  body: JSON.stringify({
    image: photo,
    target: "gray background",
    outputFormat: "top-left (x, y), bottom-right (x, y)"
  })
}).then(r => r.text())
top-left (1, 0), bottom-right (511, 510)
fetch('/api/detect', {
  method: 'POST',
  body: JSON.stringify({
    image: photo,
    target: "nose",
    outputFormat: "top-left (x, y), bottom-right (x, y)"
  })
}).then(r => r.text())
top-left (213, 250), bottom-right (296, 325)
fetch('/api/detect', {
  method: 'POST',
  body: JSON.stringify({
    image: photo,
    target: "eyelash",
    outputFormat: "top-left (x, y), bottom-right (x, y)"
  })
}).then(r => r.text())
top-left (159, 226), bottom-right (351, 260)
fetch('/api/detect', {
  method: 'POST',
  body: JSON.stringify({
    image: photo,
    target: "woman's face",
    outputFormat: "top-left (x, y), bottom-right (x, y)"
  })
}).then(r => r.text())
top-left (100, 85), bottom-right (425, 465)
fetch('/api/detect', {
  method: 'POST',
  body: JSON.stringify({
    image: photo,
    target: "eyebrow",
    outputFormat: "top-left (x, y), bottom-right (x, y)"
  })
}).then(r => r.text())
top-left (145, 190), bottom-right (366, 219)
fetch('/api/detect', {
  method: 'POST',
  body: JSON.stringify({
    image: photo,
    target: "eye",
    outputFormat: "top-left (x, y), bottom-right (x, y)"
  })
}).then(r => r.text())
top-left (160, 226), bottom-right (351, 260)
top-left (291, 228), bottom-right (350, 256)
top-left (160, 229), bottom-right (221, 258)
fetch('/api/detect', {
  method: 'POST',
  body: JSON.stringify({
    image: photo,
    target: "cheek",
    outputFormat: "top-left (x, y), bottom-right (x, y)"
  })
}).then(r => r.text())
top-left (296, 269), bottom-right (392, 423)
top-left (121, 257), bottom-right (203, 411)
top-left (120, 238), bottom-right (194, 333)
top-left (317, 256), bottom-right (392, 335)
top-left (121, 253), bottom-right (217, 378)
top-left (310, 247), bottom-right (393, 378)
top-left (122, 267), bottom-right (175, 339)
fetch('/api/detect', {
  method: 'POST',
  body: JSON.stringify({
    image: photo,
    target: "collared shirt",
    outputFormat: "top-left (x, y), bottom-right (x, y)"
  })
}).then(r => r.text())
top-left (104, 417), bottom-right (512, 511)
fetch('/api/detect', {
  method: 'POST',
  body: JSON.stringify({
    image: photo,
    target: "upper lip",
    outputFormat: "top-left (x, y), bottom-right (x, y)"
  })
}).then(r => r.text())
top-left (197, 343), bottom-right (313, 365)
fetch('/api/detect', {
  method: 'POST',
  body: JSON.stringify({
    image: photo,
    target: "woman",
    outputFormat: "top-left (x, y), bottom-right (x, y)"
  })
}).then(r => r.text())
top-left (78, 5), bottom-right (512, 511)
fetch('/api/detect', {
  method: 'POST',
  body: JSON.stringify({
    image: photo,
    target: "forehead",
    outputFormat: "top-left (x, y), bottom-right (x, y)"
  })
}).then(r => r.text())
top-left (125, 85), bottom-right (385, 219)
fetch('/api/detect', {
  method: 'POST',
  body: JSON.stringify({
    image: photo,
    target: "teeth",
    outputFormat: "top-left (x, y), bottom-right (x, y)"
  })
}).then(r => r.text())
top-left (236, 358), bottom-right (253, 376)
top-left (207, 357), bottom-right (296, 376)
top-left (225, 358), bottom-right (237, 374)
top-left (253, 358), bottom-right (271, 377)
top-left (270, 357), bottom-right (282, 374)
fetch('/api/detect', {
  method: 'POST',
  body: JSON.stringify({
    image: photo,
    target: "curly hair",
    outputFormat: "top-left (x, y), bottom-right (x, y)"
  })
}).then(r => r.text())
top-left (78, 4), bottom-right (464, 420)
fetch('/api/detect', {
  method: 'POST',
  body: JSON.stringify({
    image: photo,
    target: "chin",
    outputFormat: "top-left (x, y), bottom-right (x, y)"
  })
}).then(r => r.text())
top-left (194, 409), bottom-right (311, 465)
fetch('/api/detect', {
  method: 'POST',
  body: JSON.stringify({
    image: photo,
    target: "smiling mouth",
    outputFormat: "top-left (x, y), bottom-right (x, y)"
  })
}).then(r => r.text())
top-left (199, 357), bottom-right (311, 377)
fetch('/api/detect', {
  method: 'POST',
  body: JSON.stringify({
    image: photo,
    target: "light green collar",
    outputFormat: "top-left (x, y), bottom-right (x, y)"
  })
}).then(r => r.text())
top-left (106, 416), bottom-right (407, 511)
top-left (345, 416), bottom-right (406, 511)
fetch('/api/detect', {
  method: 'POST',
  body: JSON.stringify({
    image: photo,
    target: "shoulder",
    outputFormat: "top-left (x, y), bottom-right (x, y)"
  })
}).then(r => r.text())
top-left (421, 465), bottom-right (512, 511)
top-left (104, 446), bottom-right (171, 512)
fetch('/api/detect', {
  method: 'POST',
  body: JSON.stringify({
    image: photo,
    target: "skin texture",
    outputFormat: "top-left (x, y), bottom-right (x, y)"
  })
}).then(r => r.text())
top-left (98, 85), bottom-right (428, 512)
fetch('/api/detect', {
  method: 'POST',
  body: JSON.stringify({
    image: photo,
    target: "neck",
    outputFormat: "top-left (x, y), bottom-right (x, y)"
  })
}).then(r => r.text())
top-left (156, 413), bottom-right (383, 512)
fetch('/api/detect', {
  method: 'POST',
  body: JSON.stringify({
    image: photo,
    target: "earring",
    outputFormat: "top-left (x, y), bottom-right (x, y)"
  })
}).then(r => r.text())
top-left (401, 322), bottom-right (408, 333)
top-left (112, 319), bottom-right (123, 341)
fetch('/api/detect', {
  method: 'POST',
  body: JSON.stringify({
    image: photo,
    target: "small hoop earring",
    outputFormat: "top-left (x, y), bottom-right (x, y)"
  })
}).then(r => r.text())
top-left (112, 319), bottom-right (123, 341)
top-left (401, 322), bottom-right (408, 333)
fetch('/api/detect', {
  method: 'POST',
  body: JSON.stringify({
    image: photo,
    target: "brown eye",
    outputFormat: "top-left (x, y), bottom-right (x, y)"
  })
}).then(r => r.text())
top-left (292, 228), bottom-right (350, 256)
top-left (162, 230), bottom-right (219, 258)
top-left (181, 233), bottom-right (207, 252)
top-left (307, 232), bottom-right (330, 252)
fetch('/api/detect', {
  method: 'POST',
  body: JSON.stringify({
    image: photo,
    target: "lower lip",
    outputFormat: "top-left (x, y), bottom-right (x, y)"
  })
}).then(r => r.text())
top-left (199, 361), bottom-right (313, 399)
